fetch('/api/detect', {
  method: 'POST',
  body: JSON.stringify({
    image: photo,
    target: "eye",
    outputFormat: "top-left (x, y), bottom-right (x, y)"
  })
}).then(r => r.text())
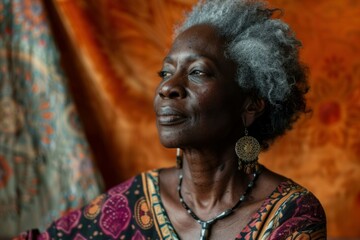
top-left (190, 70), bottom-right (205, 76)
top-left (158, 70), bottom-right (172, 80)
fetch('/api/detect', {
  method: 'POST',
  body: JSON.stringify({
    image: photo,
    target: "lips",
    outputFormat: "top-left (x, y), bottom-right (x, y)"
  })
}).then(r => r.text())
top-left (156, 107), bottom-right (187, 126)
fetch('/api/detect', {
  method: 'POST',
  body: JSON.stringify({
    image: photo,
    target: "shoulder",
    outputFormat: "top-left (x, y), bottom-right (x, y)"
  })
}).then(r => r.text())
top-left (258, 168), bottom-right (325, 220)
top-left (272, 180), bottom-right (325, 219)
top-left (52, 174), bottom-right (145, 238)
top-left (264, 180), bottom-right (327, 238)
top-left (19, 171), bottom-right (162, 239)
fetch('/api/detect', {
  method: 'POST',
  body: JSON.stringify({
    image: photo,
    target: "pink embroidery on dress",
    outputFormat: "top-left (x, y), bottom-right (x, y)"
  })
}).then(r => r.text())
top-left (99, 194), bottom-right (131, 238)
top-left (55, 210), bottom-right (81, 234)
top-left (73, 233), bottom-right (87, 240)
top-left (108, 177), bottom-right (134, 195)
top-left (132, 230), bottom-right (146, 240)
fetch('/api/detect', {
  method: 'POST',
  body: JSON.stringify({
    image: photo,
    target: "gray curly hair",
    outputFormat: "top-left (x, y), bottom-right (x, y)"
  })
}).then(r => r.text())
top-left (176, 0), bottom-right (309, 149)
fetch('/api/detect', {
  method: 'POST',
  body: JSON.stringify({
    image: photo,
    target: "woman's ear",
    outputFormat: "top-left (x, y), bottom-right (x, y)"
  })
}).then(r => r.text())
top-left (242, 98), bottom-right (265, 127)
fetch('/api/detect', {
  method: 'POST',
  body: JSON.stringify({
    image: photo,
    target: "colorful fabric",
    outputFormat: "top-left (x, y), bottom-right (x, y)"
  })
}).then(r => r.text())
top-left (0, 0), bottom-right (103, 237)
top-left (18, 169), bottom-right (326, 239)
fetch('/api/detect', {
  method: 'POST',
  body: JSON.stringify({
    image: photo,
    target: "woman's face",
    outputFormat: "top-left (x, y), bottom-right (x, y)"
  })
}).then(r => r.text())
top-left (154, 24), bottom-right (246, 149)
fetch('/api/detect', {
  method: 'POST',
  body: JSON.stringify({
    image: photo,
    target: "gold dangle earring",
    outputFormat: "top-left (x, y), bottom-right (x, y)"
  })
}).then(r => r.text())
top-left (176, 148), bottom-right (183, 169)
top-left (235, 123), bottom-right (261, 174)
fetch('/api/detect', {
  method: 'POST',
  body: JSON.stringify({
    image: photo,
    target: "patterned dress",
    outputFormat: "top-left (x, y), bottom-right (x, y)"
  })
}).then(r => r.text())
top-left (17, 169), bottom-right (326, 240)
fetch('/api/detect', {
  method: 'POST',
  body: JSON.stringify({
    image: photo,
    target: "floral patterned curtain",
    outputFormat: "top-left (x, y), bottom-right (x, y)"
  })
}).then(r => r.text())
top-left (0, 0), bottom-right (102, 237)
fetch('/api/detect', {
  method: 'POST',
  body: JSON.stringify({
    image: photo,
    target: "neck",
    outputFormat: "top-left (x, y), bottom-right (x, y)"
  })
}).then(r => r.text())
top-left (180, 147), bottom-right (249, 211)
top-left (177, 163), bottom-right (262, 240)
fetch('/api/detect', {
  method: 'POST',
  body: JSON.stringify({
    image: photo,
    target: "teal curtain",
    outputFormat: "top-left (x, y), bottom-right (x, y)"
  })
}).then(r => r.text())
top-left (0, 0), bottom-right (103, 237)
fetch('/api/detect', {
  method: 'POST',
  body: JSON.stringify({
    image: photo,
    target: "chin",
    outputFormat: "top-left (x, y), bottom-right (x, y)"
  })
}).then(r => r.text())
top-left (157, 127), bottom-right (182, 148)
top-left (158, 136), bottom-right (181, 149)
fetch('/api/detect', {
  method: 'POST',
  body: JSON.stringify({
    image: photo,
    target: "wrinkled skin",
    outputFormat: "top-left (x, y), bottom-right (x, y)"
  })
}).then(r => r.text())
top-left (154, 24), bottom-right (284, 240)
top-left (154, 24), bottom-right (245, 150)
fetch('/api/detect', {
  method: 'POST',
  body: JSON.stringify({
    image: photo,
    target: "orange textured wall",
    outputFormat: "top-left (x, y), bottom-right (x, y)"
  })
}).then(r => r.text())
top-left (263, 0), bottom-right (360, 236)
top-left (52, 0), bottom-right (360, 237)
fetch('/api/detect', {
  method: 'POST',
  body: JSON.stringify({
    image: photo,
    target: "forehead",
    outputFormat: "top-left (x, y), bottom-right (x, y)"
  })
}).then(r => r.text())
top-left (168, 24), bottom-right (227, 60)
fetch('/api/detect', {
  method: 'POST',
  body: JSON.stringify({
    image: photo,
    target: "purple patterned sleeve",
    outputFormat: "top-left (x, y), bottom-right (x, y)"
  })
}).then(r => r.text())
top-left (13, 175), bottom-right (157, 240)
top-left (269, 192), bottom-right (327, 239)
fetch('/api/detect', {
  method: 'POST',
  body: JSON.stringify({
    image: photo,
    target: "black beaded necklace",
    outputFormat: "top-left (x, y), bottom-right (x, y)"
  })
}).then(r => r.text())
top-left (177, 166), bottom-right (262, 240)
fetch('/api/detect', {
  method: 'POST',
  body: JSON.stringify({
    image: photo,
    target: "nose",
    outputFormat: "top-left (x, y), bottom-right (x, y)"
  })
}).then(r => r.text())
top-left (158, 78), bottom-right (187, 99)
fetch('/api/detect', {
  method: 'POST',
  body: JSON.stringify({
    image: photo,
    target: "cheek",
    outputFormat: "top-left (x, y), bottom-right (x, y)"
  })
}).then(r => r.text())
top-left (197, 89), bottom-right (238, 114)
top-left (197, 90), bottom-right (242, 126)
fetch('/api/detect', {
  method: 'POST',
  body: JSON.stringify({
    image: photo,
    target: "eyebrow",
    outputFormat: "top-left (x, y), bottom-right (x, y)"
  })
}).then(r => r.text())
top-left (163, 53), bottom-right (220, 67)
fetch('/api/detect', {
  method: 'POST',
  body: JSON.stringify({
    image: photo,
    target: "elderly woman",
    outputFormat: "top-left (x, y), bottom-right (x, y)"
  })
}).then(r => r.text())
top-left (18, 0), bottom-right (326, 239)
